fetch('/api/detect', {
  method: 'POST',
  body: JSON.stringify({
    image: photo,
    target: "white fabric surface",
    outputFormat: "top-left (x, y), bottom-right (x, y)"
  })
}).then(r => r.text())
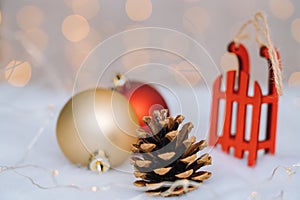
top-left (0, 85), bottom-right (299, 200)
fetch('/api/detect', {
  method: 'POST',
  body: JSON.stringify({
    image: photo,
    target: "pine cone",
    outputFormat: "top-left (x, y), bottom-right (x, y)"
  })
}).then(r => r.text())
top-left (131, 109), bottom-right (212, 197)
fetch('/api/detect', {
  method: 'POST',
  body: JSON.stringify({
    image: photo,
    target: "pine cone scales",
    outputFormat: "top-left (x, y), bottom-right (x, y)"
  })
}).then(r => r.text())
top-left (131, 110), bottom-right (212, 197)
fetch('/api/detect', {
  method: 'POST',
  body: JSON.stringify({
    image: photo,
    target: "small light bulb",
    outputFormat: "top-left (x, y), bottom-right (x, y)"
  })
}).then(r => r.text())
top-left (91, 186), bottom-right (97, 192)
top-left (95, 161), bottom-right (102, 172)
top-left (52, 170), bottom-right (59, 176)
top-left (251, 191), bottom-right (258, 198)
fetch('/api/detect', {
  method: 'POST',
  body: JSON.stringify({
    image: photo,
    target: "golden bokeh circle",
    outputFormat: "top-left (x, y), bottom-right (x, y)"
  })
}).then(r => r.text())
top-left (125, 0), bottom-right (153, 22)
top-left (5, 60), bottom-right (32, 87)
top-left (62, 15), bottom-right (90, 42)
top-left (288, 72), bottom-right (300, 87)
top-left (291, 18), bottom-right (300, 43)
top-left (269, 0), bottom-right (294, 19)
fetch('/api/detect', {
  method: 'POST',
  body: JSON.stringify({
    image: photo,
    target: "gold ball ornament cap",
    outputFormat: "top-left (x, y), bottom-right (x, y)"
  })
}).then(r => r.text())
top-left (56, 88), bottom-right (139, 169)
top-left (89, 150), bottom-right (110, 174)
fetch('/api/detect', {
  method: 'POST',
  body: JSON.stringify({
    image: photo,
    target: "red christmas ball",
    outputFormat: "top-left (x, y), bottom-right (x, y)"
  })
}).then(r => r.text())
top-left (114, 74), bottom-right (169, 126)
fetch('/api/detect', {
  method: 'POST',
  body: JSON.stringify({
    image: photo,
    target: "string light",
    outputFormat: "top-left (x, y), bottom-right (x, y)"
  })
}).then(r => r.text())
top-left (247, 191), bottom-right (284, 200)
top-left (248, 191), bottom-right (258, 199)
top-left (1, 3), bottom-right (299, 199)
top-left (91, 186), bottom-right (97, 192)
top-left (1, 142), bottom-right (299, 195)
top-left (0, 164), bottom-right (112, 192)
top-left (52, 170), bottom-right (59, 176)
top-left (270, 163), bottom-right (300, 180)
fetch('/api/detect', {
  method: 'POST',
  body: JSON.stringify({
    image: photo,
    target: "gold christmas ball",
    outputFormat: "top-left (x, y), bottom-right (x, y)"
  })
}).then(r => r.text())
top-left (56, 88), bottom-right (139, 170)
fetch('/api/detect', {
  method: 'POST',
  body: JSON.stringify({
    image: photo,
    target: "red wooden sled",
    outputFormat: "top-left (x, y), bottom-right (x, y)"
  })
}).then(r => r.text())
top-left (209, 42), bottom-right (281, 166)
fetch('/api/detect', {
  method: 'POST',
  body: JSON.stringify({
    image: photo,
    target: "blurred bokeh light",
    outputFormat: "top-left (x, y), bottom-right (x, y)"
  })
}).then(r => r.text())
top-left (288, 72), bottom-right (300, 87)
top-left (0, 0), bottom-right (299, 89)
top-left (125, 0), bottom-right (152, 22)
top-left (5, 60), bottom-right (32, 87)
top-left (62, 14), bottom-right (90, 42)
top-left (269, 0), bottom-right (294, 20)
top-left (291, 18), bottom-right (300, 43)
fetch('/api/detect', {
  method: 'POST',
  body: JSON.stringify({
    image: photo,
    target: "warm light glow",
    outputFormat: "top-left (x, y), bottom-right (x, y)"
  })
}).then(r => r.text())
top-left (173, 61), bottom-right (201, 86)
top-left (5, 60), bottom-right (32, 87)
top-left (163, 33), bottom-right (189, 56)
top-left (125, 0), bottom-right (152, 22)
top-left (52, 170), bottom-right (59, 176)
top-left (62, 15), bottom-right (90, 42)
top-left (0, 10), bottom-right (2, 25)
top-left (250, 192), bottom-right (258, 198)
top-left (122, 50), bottom-right (150, 70)
top-left (91, 186), bottom-right (97, 192)
top-left (16, 5), bottom-right (44, 30)
top-left (288, 72), bottom-right (300, 87)
top-left (269, 0), bottom-right (294, 19)
top-left (220, 52), bottom-right (239, 72)
top-left (24, 28), bottom-right (49, 51)
top-left (291, 18), bottom-right (300, 43)
top-left (183, 7), bottom-right (210, 33)
top-left (72, 0), bottom-right (100, 20)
